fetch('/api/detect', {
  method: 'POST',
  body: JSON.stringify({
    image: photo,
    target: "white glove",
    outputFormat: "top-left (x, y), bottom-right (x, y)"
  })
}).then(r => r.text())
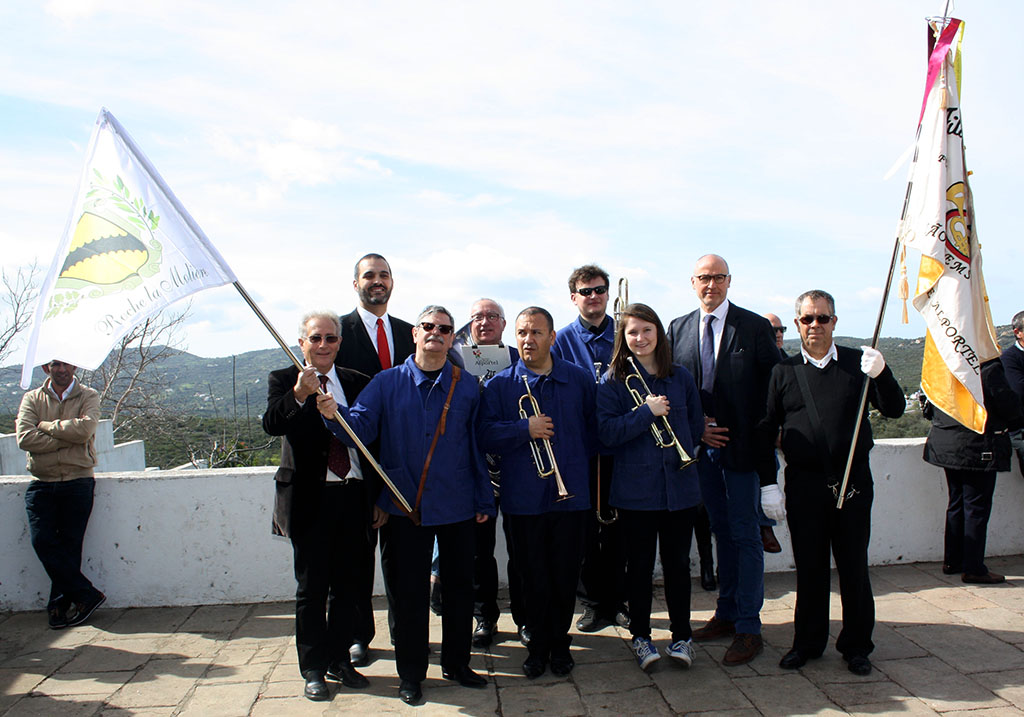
top-left (860, 346), bottom-right (885, 379)
top-left (761, 483), bottom-right (786, 522)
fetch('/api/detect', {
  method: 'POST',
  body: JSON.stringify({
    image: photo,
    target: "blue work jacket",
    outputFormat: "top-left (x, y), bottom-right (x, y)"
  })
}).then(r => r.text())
top-left (552, 317), bottom-right (615, 381)
top-left (325, 356), bottom-right (495, 526)
top-left (478, 357), bottom-right (596, 515)
top-left (597, 362), bottom-right (704, 512)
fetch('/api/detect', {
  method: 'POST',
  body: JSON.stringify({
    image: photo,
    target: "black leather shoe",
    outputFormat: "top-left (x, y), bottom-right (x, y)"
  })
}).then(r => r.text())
top-left (442, 665), bottom-right (487, 688)
top-left (66, 591), bottom-right (105, 627)
top-left (779, 649), bottom-right (808, 670)
top-left (941, 564), bottom-right (960, 575)
top-left (576, 606), bottom-right (610, 632)
top-left (398, 679), bottom-right (422, 705)
top-left (550, 653), bottom-right (575, 676)
top-left (522, 656), bottom-right (546, 679)
top-left (614, 610), bottom-right (631, 629)
top-left (303, 672), bottom-right (330, 701)
top-left (326, 662), bottom-right (369, 689)
top-left (962, 571), bottom-right (1006, 584)
top-left (700, 563), bottom-right (717, 592)
top-left (47, 605), bottom-right (69, 630)
top-left (349, 641), bottom-right (369, 667)
top-left (846, 655), bottom-right (872, 676)
top-left (472, 619), bottom-right (497, 648)
top-left (518, 625), bottom-right (532, 646)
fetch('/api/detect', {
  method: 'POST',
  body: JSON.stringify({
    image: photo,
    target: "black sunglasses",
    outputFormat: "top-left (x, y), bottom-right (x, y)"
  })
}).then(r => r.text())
top-left (575, 286), bottom-right (609, 297)
top-left (419, 322), bottom-right (454, 335)
top-left (798, 314), bottom-right (834, 325)
top-left (306, 334), bottom-right (340, 344)
top-left (774, 326), bottom-right (787, 334)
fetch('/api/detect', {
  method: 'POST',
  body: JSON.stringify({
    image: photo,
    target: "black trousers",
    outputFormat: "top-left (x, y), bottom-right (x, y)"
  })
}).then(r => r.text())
top-left (24, 477), bottom-right (101, 610)
top-left (785, 468), bottom-right (874, 659)
top-left (620, 507), bottom-right (696, 642)
top-left (507, 510), bottom-right (586, 661)
top-left (290, 482), bottom-right (368, 677)
top-left (577, 454), bottom-right (627, 616)
top-left (473, 506), bottom-right (523, 625)
top-left (380, 515), bottom-right (476, 682)
top-left (943, 468), bottom-right (997, 576)
top-left (352, 521), bottom-right (377, 647)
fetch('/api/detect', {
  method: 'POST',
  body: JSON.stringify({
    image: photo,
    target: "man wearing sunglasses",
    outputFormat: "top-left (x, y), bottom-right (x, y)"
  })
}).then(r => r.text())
top-left (317, 306), bottom-right (495, 706)
top-left (263, 312), bottom-right (373, 700)
top-left (665, 254), bottom-right (781, 666)
top-left (335, 253), bottom-right (416, 667)
top-left (552, 265), bottom-right (629, 636)
top-left (761, 290), bottom-right (903, 677)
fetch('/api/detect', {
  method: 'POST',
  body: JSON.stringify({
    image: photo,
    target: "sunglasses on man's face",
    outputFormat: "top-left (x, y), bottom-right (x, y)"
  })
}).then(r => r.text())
top-left (798, 314), bottom-right (834, 326)
top-left (774, 326), bottom-right (787, 334)
top-left (575, 286), bottom-right (608, 297)
top-left (306, 334), bottom-right (340, 344)
top-left (419, 322), bottom-right (454, 335)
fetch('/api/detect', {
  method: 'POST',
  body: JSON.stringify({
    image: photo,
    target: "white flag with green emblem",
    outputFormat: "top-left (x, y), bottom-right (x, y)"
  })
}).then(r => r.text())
top-left (20, 108), bottom-right (236, 388)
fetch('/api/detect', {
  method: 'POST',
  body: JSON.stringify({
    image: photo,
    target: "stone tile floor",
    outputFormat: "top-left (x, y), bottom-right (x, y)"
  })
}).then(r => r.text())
top-left (1, 557), bottom-right (1023, 715)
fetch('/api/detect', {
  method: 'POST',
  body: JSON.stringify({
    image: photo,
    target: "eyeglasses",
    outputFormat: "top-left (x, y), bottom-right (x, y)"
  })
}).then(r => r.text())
top-left (471, 312), bottom-right (503, 322)
top-left (798, 314), bottom-right (834, 325)
top-left (575, 286), bottom-right (609, 297)
top-left (693, 274), bottom-right (729, 285)
top-left (419, 322), bottom-right (454, 334)
top-left (306, 334), bottom-right (340, 344)
top-left (774, 326), bottom-right (787, 334)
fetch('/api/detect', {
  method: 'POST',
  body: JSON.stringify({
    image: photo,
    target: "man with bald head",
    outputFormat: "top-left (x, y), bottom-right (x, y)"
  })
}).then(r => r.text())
top-left (666, 254), bottom-right (781, 666)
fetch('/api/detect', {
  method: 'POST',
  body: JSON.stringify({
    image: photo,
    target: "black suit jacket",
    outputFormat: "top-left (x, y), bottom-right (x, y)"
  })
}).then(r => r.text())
top-left (262, 364), bottom-right (370, 539)
top-left (335, 309), bottom-right (415, 378)
top-left (666, 302), bottom-right (780, 478)
top-left (1001, 343), bottom-right (1024, 411)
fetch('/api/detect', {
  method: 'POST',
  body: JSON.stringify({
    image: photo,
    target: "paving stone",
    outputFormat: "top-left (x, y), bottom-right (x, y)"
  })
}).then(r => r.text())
top-left (876, 595), bottom-right (966, 626)
top-left (872, 621), bottom-right (930, 660)
top-left (951, 606), bottom-right (1024, 644)
top-left (820, 678), bottom-right (913, 707)
top-left (59, 641), bottom-right (154, 673)
top-left (847, 696), bottom-right (941, 715)
top-left (250, 694), bottom-right (343, 715)
top-left (881, 656), bottom-right (1009, 712)
top-left (99, 708), bottom-right (175, 717)
top-left (583, 684), bottom-right (674, 715)
top-left (0, 646), bottom-right (77, 672)
top-left (177, 604), bottom-right (253, 635)
top-left (732, 673), bottom-right (843, 717)
top-left (497, 679), bottom-right (584, 715)
top-left (571, 656), bottom-right (653, 694)
top-left (896, 623), bottom-right (1024, 674)
top-left (149, 633), bottom-right (223, 659)
top-left (0, 668), bottom-right (49, 696)
top-left (941, 709), bottom-right (1024, 717)
top-left (973, 670), bottom-right (1024, 711)
top-left (31, 671), bottom-right (132, 698)
top-left (3, 694), bottom-right (107, 716)
top-left (917, 585), bottom-right (1001, 612)
top-left (200, 662), bottom-right (276, 685)
top-left (104, 606), bottom-right (195, 637)
top-left (872, 564), bottom-right (946, 590)
top-left (654, 658), bottom-right (753, 714)
top-left (105, 661), bottom-right (207, 708)
top-left (177, 681), bottom-right (262, 717)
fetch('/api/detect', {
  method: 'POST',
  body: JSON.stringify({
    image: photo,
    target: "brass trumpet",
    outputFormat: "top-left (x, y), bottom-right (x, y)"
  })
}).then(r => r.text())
top-left (613, 277), bottom-right (629, 323)
top-left (625, 356), bottom-right (698, 470)
top-left (518, 375), bottom-right (572, 501)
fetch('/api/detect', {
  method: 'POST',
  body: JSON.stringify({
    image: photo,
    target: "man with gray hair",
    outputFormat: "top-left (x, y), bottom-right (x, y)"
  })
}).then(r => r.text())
top-left (1000, 310), bottom-right (1024, 472)
top-left (318, 305), bottom-right (495, 706)
top-left (262, 311), bottom-right (373, 700)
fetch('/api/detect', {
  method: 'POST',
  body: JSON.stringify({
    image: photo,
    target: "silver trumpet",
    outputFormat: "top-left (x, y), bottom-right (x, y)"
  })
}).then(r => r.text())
top-left (613, 277), bottom-right (629, 323)
top-left (518, 375), bottom-right (572, 502)
top-left (625, 356), bottom-right (698, 470)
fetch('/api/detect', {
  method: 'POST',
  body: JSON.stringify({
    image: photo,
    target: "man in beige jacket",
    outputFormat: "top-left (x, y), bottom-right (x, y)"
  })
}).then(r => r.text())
top-left (17, 359), bottom-right (105, 629)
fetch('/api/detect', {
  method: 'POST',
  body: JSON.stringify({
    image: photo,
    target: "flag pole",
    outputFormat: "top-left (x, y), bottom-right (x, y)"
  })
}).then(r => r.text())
top-left (232, 281), bottom-right (414, 515)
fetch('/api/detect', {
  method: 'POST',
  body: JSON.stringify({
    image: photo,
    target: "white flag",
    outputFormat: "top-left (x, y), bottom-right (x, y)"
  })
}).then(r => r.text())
top-left (20, 109), bottom-right (236, 388)
top-left (897, 19), bottom-right (999, 433)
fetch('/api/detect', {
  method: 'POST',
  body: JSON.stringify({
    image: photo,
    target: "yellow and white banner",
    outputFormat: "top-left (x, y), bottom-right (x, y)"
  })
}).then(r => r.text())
top-left (20, 109), bottom-right (236, 388)
top-left (898, 19), bottom-right (999, 433)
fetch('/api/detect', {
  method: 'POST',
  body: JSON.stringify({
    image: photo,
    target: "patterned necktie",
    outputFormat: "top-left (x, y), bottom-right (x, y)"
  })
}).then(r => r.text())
top-left (376, 317), bottom-right (392, 370)
top-left (700, 314), bottom-right (716, 395)
top-left (318, 374), bottom-right (351, 478)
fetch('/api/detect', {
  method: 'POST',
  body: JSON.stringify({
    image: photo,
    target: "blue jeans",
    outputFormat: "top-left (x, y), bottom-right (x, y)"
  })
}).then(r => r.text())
top-left (697, 450), bottom-right (763, 634)
top-left (25, 477), bottom-right (101, 610)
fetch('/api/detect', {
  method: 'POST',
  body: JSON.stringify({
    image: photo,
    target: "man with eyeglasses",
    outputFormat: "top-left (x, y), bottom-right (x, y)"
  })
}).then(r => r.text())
top-left (552, 264), bottom-right (629, 636)
top-left (262, 311), bottom-right (373, 700)
top-left (317, 305), bottom-right (495, 706)
top-left (665, 254), bottom-right (781, 666)
top-left (760, 290), bottom-right (902, 677)
top-left (765, 313), bottom-right (788, 359)
top-left (335, 253), bottom-right (415, 667)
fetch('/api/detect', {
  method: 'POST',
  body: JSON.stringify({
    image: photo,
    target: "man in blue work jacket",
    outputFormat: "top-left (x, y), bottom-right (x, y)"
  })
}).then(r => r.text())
top-left (317, 305), bottom-right (495, 707)
top-left (479, 306), bottom-right (597, 680)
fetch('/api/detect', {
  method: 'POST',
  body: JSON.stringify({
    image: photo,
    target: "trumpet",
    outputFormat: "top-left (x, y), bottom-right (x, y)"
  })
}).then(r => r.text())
top-left (625, 357), bottom-right (698, 470)
top-left (613, 277), bottom-right (629, 323)
top-left (518, 375), bottom-right (572, 502)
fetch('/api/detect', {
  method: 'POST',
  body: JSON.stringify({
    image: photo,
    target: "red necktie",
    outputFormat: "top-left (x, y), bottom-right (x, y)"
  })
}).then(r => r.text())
top-left (376, 317), bottom-right (392, 370)
top-left (318, 374), bottom-right (351, 478)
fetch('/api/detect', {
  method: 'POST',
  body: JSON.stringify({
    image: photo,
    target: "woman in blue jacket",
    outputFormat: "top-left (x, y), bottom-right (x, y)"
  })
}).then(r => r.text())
top-left (597, 303), bottom-right (704, 672)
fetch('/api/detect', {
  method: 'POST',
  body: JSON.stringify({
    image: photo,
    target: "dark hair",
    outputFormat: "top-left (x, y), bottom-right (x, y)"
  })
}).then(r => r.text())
top-left (609, 303), bottom-right (672, 381)
top-left (1013, 310), bottom-right (1024, 333)
top-left (353, 253), bottom-right (391, 279)
top-left (516, 306), bottom-right (554, 332)
top-left (567, 264), bottom-right (609, 293)
top-left (794, 289), bottom-right (836, 316)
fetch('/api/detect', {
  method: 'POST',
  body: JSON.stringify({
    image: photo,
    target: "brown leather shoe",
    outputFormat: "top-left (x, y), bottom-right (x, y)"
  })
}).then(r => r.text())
top-left (691, 615), bottom-right (736, 641)
top-left (723, 633), bottom-right (763, 666)
top-left (761, 526), bottom-right (782, 553)
top-left (962, 571), bottom-right (1005, 584)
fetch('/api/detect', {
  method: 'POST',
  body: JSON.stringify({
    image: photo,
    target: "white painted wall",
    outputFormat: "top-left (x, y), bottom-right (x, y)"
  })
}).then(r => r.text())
top-left (2, 439), bottom-right (1022, 611)
top-left (0, 419), bottom-right (145, 476)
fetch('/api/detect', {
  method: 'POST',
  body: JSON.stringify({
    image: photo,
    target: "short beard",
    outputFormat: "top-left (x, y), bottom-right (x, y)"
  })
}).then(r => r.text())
top-left (359, 286), bottom-right (391, 306)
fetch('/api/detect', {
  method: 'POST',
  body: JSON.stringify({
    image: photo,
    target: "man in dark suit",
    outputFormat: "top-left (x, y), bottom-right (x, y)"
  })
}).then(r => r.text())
top-left (262, 311), bottom-right (373, 701)
top-left (666, 254), bottom-right (781, 666)
top-left (1000, 310), bottom-right (1024, 473)
top-left (335, 253), bottom-right (415, 666)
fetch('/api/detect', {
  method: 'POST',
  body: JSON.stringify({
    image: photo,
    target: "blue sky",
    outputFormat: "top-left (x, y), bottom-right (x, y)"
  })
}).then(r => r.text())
top-left (2, 1), bottom-right (1021, 363)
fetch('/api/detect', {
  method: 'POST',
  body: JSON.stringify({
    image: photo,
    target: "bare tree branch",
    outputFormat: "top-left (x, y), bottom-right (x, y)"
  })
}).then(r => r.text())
top-left (0, 262), bottom-right (40, 365)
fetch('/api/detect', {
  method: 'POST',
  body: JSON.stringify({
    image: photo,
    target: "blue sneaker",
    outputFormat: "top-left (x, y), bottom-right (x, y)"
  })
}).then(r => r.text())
top-left (631, 636), bottom-right (661, 671)
top-left (667, 638), bottom-right (695, 667)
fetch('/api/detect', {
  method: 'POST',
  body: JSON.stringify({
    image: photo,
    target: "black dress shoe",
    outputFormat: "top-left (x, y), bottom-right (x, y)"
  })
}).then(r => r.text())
top-left (518, 625), bottom-right (532, 646)
top-left (576, 606), bottom-right (610, 632)
top-left (398, 679), bottom-right (422, 705)
top-left (326, 662), bottom-right (369, 688)
top-left (442, 665), bottom-right (487, 688)
top-left (941, 564), bottom-right (960, 575)
top-left (846, 655), bottom-right (872, 676)
top-left (349, 641), bottom-right (369, 667)
top-left (700, 563), bottom-right (717, 592)
top-left (550, 653), bottom-right (575, 676)
top-left (47, 605), bottom-right (69, 630)
top-left (522, 656), bottom-right (546, 679)
top-left (472, 619), bottom-right (497, 648)
top-left (303, 672), bottom-right (330, 701)
top-left (779, 649), bottom-right (808, 670)
top-left (962, 571), bottom-right (1005, 584)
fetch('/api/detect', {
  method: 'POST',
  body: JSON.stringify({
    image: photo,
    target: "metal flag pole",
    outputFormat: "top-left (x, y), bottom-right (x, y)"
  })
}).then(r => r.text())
top-left (232, 281), bottom-right (413, 515)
